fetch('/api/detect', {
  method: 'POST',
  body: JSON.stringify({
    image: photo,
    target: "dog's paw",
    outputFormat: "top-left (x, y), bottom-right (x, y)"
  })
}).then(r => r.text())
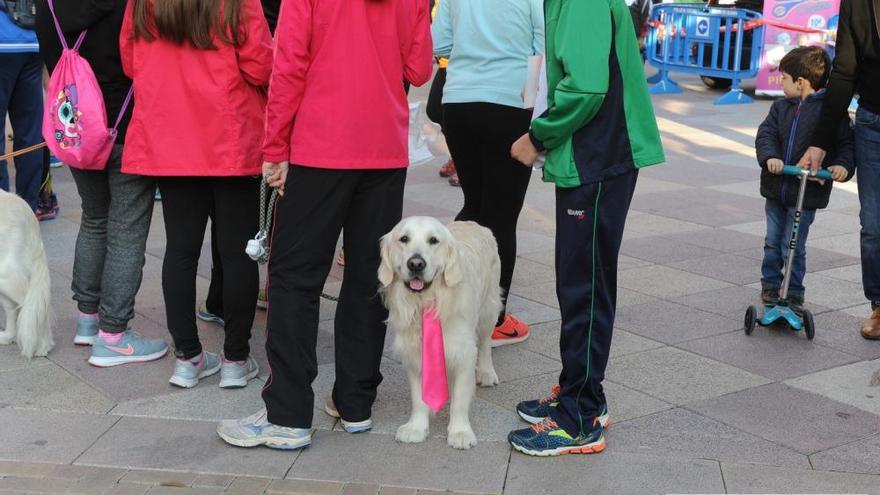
top-left (0, 332), bottom-right (15, 346)
top-left (396, 423), bottom-right (429, 444)
top-left (476, 367), bottom-right (499, 387)
top-left (447, 427), bottom-right (477, 450)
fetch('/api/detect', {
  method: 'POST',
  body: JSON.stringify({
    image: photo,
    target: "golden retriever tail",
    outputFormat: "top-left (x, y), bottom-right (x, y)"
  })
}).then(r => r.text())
top-left (17, 235), bottom-right (54, 358)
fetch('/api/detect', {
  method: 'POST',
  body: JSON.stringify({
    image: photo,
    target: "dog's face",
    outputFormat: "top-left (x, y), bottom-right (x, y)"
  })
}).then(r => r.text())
top-left (379, 217), bottom-right (461, 292)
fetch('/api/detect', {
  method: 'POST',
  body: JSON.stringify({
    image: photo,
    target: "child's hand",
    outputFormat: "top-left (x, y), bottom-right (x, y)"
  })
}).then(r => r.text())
top-left (767, 158), bottom-right (784, 175)
top-left (828, 165), bottom-right (848, 182)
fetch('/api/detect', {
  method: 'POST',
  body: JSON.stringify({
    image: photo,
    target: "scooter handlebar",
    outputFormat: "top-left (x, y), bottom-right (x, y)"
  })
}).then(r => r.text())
top-left (782, 165), bottom-right (833, 181)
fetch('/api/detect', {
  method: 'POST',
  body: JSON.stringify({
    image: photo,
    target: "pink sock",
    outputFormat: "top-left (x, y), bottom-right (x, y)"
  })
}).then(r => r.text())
top-left (98, 330), bottom-right (122, 345)
top-left (80, 312), bottom-right (98, 320)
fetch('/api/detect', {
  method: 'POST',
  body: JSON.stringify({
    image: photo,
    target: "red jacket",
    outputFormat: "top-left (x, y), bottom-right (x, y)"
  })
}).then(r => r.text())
top-left (120, 0), bottom-right (273, 176)
top-left (263, 0), bottom-right (433, 169)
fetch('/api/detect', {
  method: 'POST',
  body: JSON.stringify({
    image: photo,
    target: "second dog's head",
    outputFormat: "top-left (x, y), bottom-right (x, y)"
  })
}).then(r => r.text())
top-left (378, 216), bottom-right (462, 292)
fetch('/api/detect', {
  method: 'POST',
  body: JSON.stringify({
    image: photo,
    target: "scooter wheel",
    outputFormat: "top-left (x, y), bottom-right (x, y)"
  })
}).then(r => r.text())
top-left (744, 306), bottom-right (757, 336)
top-left (803, 310), bottom-right (815, 341)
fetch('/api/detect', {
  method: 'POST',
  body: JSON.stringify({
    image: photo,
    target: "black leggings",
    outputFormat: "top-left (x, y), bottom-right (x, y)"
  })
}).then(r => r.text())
top-left (443, 102), bottom-right (533, 317)
top-left (158, 176), bottom-right (259, 361)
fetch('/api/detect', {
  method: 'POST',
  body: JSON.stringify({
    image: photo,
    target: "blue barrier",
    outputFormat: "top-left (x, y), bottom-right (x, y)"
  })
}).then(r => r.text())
top-left (646, 4), bottom-right (765, 105)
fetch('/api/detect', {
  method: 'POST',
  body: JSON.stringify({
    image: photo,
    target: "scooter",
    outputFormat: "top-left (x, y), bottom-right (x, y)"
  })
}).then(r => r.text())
top-left (744, 165), bottom-right (833, 341)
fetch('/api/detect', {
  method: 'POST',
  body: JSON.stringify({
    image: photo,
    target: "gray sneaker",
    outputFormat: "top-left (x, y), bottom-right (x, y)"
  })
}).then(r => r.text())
top-left (169, 351), bottom-right (221, 388)
top-left (75, 314), bottom-right (99, 346)
top-left (88, 330), bottom-right (168, 367)
top-left (219, 356), bottom-right (260, 389)
top-left (217, 409), bottom-right (311, 450)
top-left (324, 397), bottom-right (373, 433)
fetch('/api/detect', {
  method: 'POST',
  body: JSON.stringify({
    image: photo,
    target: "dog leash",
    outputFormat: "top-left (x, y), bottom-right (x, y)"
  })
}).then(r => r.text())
top-left (0, 142), bottom-right (47, 162)
top-left (246, 176), bottom-right (340, 303)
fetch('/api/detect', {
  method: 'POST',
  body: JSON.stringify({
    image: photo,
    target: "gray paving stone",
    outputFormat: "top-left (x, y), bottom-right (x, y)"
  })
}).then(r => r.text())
top-left (146, 487), bottom-right (223, 495)
top-left (671, 285), bottom-right (764, 320)
top-left (688, 383), bottom-right (880, 455)
top-left (509, 257), bottom-right (556, 289)
top-left (785, 359), bottom-right (880, 416)
top-left (622, 213), bottom-right (710, 241)
top-left (614, 300), bottom-right (741, 344)
top-left (340, 483), bottom-right (380, 495)
top-left (620, 236), bottom-right (723, 264)
top-left (721, 462), bottom-right (880, 494)
top-left (608, 408), bottom-right (809, 468)
top-left (668, 252), bottom-right (763, 286)
top-left (607, 346), bottom-right (770, 405)
top-left (490, 345), bottom-right (561, 383)
top-left (107, 484), bottom-right (150, 495)
top-left (0, 461), bottom-right (93, 479)
top-left (504, 451), bottom-right (724, 495)
top-left (75, 416), bottom-right (297, 478)
top-left (0, 345), bottom-right (50, 373)
top-left (377, 488), bottom-right (417, 495)
top-left (268, 479), bottom-right (343, 495)
top-left (809, 311), bottom-right (880, 361)
top-left (224, 477), bottom-right (271, 495)
top-left (815, 263), bottom-right (864, 283)
top-left (810, 433), bottom-right (880, 475)
top-left (121, 470), bottom-right (197, 486)
top-left (503, 295), bottom-right (560, 326)
top-left (0, 408), bottom-right (118, 463)
top-left (110, 377), bottom-right (266, 422)
top-left (521, 320), bottom-right (662, 362)
top-left (286, 431), bottom-right (508, 494)
top-left (799, 273), bottom-right (868, 311)
top-left (810, 232), bottom-right (861, 256)
top-left (617, 265), bottom-right (732, 299)
top-left (68, 468), bottom-right (130, 495)
top-left (678, 328), bottom-right (859, 381)
top-left (0, 362), bottom-right (116, 414)
top-left (0, 475), bottom-right (78, 493)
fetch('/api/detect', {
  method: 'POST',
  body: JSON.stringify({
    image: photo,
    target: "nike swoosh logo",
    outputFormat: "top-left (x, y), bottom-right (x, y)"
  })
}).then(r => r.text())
top-left (496, 329), bottom-right (520, 338)
top-left (106, 344), bottom-right (135, 356)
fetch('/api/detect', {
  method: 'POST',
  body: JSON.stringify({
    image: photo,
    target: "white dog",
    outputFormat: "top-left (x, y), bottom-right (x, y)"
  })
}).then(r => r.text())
top-left (379, 216), bottom-right (503, 450)
top-left (0, 189), bottom-right (54, 357)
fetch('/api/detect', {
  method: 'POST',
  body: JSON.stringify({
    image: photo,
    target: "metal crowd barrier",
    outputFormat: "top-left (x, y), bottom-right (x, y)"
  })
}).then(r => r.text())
top-left (645, 3), bottom-right (765, 105)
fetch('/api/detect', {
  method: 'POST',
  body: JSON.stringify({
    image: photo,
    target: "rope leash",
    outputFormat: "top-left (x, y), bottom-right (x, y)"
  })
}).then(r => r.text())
top-left (246, 176), bottom-right (340, 302)
top-left (0, 142), bottom-right (47, 162)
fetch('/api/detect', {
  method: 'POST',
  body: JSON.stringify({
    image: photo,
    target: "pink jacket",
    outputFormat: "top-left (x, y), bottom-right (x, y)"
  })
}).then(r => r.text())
top-left (263, 0), bottom-right (433, 169)
top-left (120, 0), bottom-right (273, 176)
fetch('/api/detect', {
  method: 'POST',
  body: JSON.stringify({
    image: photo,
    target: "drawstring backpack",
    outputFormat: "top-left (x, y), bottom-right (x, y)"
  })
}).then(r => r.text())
top-left (42, 0), bottom-right (133, 171)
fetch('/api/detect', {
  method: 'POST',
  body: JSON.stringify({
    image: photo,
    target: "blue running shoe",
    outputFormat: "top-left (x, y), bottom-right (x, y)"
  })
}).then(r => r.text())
top-left (197, 303), bottom-right (225, 327)
top-left (217, 409), bottom-right (311, 450)
top-left (323, 397), bottom-right (372, 433)
top-left (169, 351), bottom-right (222, 388)
top-left (508, 417), bottom-right (605, 457)
top-left (516, 385), bottom-right (611, 428)
top-left (74, 315), bottom-right (99, 346)
top-left (88, 330), bottom-right (168, 367)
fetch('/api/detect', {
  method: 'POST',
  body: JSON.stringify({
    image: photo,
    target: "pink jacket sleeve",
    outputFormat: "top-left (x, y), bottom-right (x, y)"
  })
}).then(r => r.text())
top-left (403, 0), bottom-right (433, 87)
top-left (237, 0), bottom-right (274, 87)
top-left (119, 0), bottom-right (134, 78)
top-left (262, 0), bottom-right (312, 163)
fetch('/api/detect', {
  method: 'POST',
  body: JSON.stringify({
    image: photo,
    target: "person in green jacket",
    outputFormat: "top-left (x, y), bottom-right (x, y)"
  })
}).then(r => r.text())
top-left (508, 0), bottom-right (664, 456)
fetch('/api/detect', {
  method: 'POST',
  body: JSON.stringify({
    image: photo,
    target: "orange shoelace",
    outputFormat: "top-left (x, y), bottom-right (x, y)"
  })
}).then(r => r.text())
top-left (531, 417), bottom-right (560, 434)
top-left (538, 385), bottom-right (561, 405)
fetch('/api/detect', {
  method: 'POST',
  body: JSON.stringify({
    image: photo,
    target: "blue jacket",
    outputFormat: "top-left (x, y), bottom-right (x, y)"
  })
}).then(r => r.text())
top-left (432, 0), bottom-right (544, 109)
top-left (0, 6), bottom-right (38, 53)
top-left (755, 91), bottom-right (855, 210)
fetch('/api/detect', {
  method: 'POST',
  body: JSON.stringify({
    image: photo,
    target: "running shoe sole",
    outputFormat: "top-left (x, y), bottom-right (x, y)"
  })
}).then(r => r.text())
top-left (89, 348), bottom-right (168, 368)
top-left (169, 361), bottom-right (222, 388)
top-left (517, 409), bottom-right (612, 429)
top-left (217, 430), bottom-right (311, 450)
top-left (511, 435), bottom-right (606, 457)
top-left (491, 333), bottom-right (529, 348)
top-left (219, 366), bottom-right (260, 389)
top-left (324, 402), bottom-right (373, 433)
top-left (74, 335), bottom-right (96, 346)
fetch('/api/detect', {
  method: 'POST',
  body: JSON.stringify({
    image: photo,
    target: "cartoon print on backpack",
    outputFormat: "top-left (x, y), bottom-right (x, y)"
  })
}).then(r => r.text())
top-left (53, 84), bottom-right (83, 149)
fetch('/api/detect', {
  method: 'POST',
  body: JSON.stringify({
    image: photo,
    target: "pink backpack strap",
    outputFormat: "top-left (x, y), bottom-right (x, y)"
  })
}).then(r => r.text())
top-left (47, 0), bottom-right (87, 51)
top-left (112, 87), bottom-right (135, 132)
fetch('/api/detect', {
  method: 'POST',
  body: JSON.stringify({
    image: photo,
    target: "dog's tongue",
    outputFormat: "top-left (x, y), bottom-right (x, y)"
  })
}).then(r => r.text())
top-left (409, 279), bottom-right (425, 291)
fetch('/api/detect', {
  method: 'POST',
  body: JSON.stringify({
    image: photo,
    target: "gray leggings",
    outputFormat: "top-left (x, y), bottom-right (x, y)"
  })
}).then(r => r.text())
top-left (70, 145), bottom-right (156, 333)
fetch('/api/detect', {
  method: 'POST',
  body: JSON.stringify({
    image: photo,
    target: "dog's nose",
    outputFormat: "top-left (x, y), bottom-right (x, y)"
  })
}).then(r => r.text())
top-left (407, 255), bottom-right (426, 274)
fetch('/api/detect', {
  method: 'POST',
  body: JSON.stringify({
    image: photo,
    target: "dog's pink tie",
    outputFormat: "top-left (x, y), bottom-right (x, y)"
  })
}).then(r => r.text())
top-left (421, 308), bottom-right (449, 413)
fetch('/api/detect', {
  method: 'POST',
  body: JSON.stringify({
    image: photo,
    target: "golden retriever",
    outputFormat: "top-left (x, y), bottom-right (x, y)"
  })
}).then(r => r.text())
top-left (379, 216), bottom-right (502, 449)
top-left (0, 189), bottom-right (54, 357)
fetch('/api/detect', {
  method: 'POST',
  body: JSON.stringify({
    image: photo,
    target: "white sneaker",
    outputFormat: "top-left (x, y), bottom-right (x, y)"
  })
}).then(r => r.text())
top-left (219, 356), bottom-right (259, 388)
top-left (217, 409), bottom-right (311, 450)
top-left (168, 352), bottom-right (221, 388)
top-left (324, 397), bottom-right (372, 433)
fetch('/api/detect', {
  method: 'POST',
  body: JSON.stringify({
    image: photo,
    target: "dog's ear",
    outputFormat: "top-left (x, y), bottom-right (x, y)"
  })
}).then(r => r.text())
top-left (442, 239), bottom-right (463, 287)
top-left (378, 234), bottom-right (395, 288)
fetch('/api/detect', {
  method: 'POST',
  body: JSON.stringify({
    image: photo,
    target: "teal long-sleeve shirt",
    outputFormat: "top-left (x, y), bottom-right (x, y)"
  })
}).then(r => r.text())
top-left (432, 0), bottom-right (544, 109)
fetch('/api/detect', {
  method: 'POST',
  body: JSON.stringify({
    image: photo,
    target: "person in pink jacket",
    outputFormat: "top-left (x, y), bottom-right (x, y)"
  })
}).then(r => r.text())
top-left (217, 0), bottom-right (432, 450)
top-left (119, 0), bottom-right (273, 389)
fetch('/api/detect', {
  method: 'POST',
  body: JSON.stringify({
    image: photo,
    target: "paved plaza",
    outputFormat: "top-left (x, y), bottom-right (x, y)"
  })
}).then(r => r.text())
top-left (1, 75), bottom-right (879, 494)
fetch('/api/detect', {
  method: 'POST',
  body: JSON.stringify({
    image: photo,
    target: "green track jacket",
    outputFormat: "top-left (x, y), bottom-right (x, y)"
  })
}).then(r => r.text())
top-left (530, 0), bottom-right (665, 188)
